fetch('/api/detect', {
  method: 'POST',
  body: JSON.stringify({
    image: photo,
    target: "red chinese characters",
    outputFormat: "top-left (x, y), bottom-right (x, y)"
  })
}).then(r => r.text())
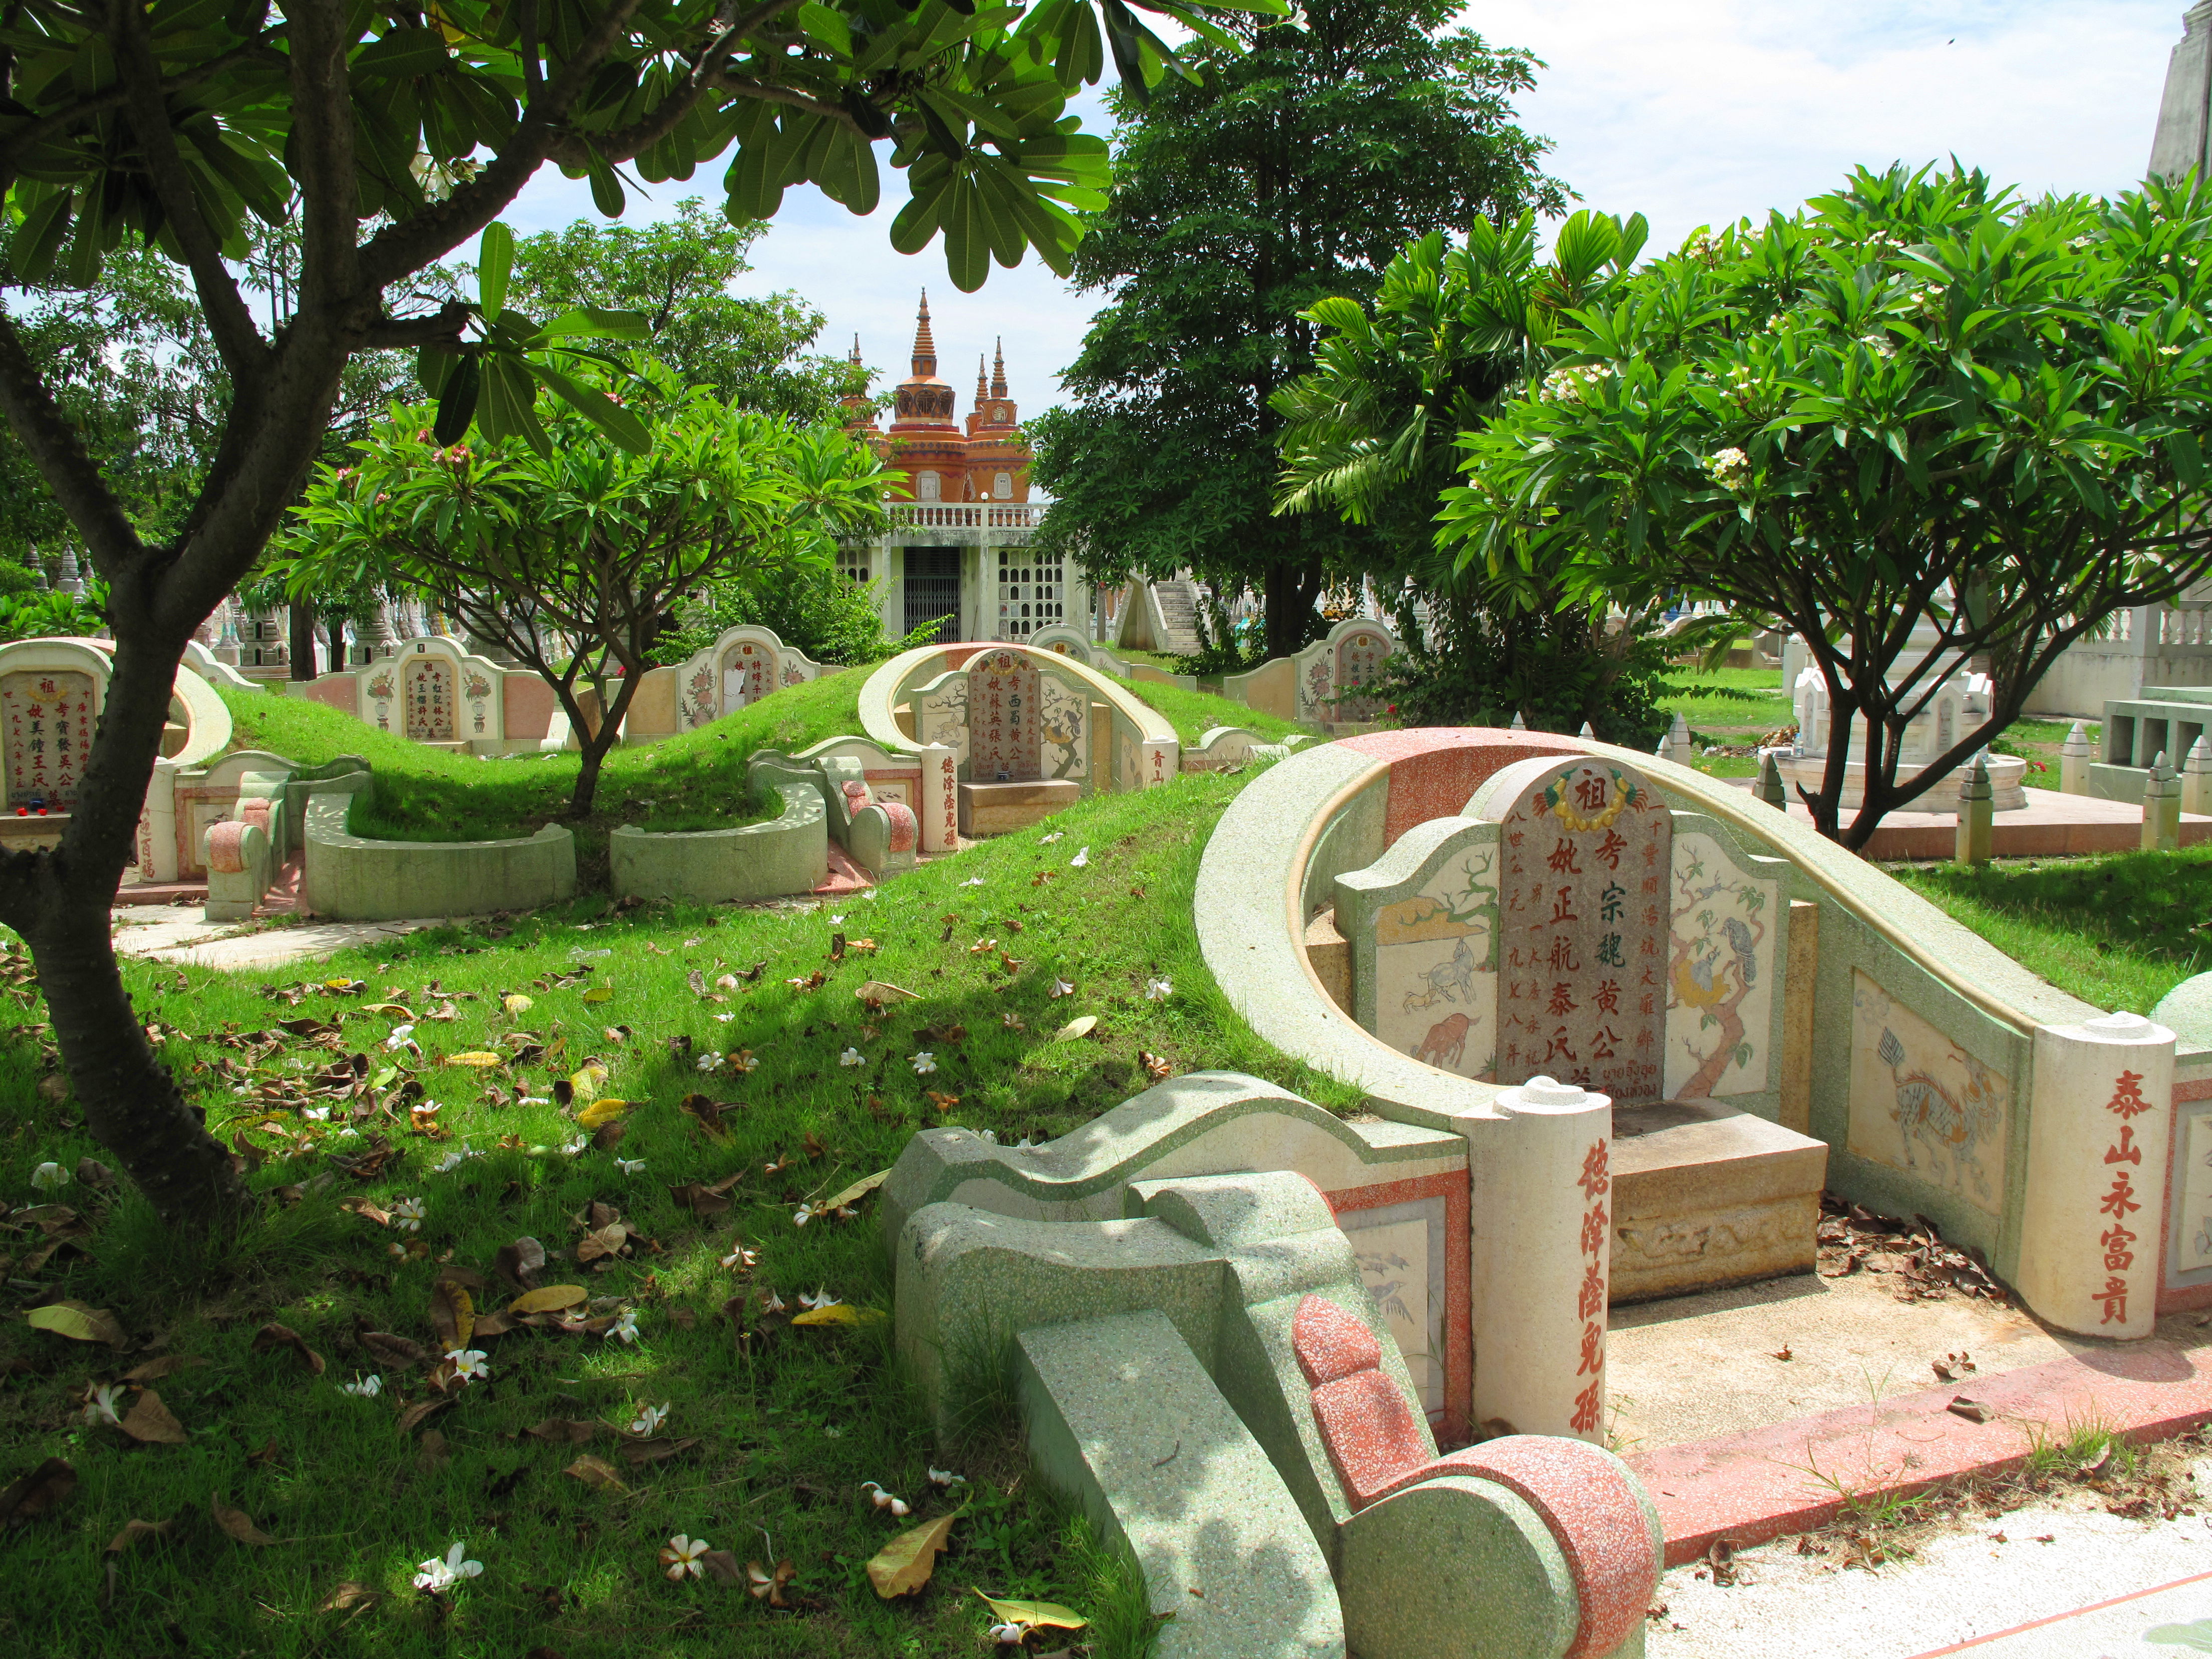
top-left (1571, 1134), bottom-right (1609, 1434)
top-left (1, 670), bottom-right (94, 808)
top-left (2092, 1069), bottom-right (2156, 1327)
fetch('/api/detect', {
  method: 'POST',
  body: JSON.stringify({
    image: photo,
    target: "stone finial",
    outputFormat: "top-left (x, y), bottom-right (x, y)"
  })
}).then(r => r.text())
top-left (1509, 710), bottom-right (1526, 731)
top-left (2146, 749), bottom-right (2184, 851)
top-left (1578, 721), bottom-right (1595, 739)
top-left (1756, 752), bottom-right (1787, 809)
top-left (2185, 735), bottom-right (2212, 818)
top-left (2060, 719), bottom-right (2092, 796)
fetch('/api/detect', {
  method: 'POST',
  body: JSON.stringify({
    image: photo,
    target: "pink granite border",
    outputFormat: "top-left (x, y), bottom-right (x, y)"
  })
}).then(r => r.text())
top-left (1327, 1171), bottom-right (1473, 1444)
top-left (1629, 1343), bottom-right (2212, 1566)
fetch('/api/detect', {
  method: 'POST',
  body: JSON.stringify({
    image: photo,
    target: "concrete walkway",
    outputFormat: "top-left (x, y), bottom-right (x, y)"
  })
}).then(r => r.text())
top-left (110, 904), bottom-right (440, 969)
top-left (1649, 1468), bottom-right (2212, 1658)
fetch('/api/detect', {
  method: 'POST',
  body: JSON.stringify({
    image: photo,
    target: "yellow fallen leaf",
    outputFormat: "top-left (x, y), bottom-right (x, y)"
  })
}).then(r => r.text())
top-left (866, 1511), bottom-right (960, 1598)
top-left (975, 1590), bottom-right (1088, 1632)
top-left (502, 993), bottom-right (533, 1013)
top-left (27, 1300), bottom-right (124, 1345)
top-left (443, 1051), bottom-right (504, 1068)
top-left (572, 1063), bottom-right (610, 1096)
top-left (576, 1097), bottom-right (629, 1130)
top-left (507, 1284), bottom-right (588, 1315)
top-left (823, 1169), bottom-right (891, 1212)
top-left (791, 1304), bottom-right (886, 1327)
top-left (563, 1454), bottom-right (627, 1491)
top-left (363, 1002), bottom-right (415, 1018)
top-left (430, 1281), bottom-right (474, 1349)
top-left (582, 986), bottom-right (613, 1004)
top-left (1054, 1015), bottom-right (1098, 1042)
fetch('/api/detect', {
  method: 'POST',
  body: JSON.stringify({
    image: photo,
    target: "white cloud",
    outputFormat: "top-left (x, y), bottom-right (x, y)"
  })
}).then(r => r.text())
top-left (498, 4), bottom-right (2185, 416)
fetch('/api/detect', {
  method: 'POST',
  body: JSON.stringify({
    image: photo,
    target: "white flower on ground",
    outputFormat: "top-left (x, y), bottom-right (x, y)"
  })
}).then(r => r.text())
top-left (303, 1107), bottom-right (331, 1123)
top-left (861, 1481), bottom-right (910, 1517)
top-left (695, 1052), bottom-right (722, 1072)
top-left (910, 1051), bottom-right (937, 1075)
top-left (1068, 847), bottom-right (1089, 868)
top-left (792, 1205), bottom-right (815, 1227)
top-left (628, 1403), bottom-right (669, 1436)
top-left (560, 1137), bottom-right (587, 1157)
top-left (1145, 977), bottom-right (1174, 1001)
top-left (714, 973), bottom-right (739, 989)
top-left (431, 1148), bottom-right (465, 1175)
top-left (990, 1622), bottom-right (1026, 1645)
top-left (759, 1288), bottom-right (789, 1314)
top-left (447, 1348), bottom-right (489, 1383)
top-left (30, 1161), bottom-right (67, 1191)
top-left (729, 1051), bottom-right (758, 1072)
top-left (661, 1534), bottom-right (710, 1581)
top-left (828, 914), bottom-right (845, 925)
top-left (1039, 831), bottom-right (1063, 844)
top-left (798, 1287), bottom-right (840, 1311)
top-left (928, 1467), bottom-right (966, 1488)
top-left (81, 1384), bottom-right (122, 1427)
top-left (960, 876), bottom-right (987, 887)
top-left (606, 1309), bottom-right (640, 1344)
top-left (338, 1374), bottom-right (383, 1399)
top-left (839, 1047), bottom-right (864, 1067)
top-left (615, 1157), bottom-right (647, 1176)
top-left (412, 1541), bottom-right (483, 1593)
top-left (1049, 978), bottom-right (1073, 999)
top-left (721, 1243), bottom-right (757, 1270)
top-left (383, 1023), bottom-right (416, 1050)
top-left (391, 1196), bottom-right (426, 1232)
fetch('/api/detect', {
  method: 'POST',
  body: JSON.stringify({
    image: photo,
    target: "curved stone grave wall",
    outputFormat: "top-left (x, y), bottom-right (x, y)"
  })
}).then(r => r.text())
top-left (607, 784), bottom-right (826, 905)
top-left (301, 772), bottom-right (576, 920)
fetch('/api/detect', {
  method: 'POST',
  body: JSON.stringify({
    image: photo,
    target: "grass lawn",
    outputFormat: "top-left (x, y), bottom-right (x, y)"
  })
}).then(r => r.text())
top-left (1891, 845), bottom-right (2212, 1014)
top-left (1121, 678), bottom-right (1311, 747)
top-left (1656, 665), bottom-right (1788, 737)
top-left (2, 767), bottom-right (1360, 1657)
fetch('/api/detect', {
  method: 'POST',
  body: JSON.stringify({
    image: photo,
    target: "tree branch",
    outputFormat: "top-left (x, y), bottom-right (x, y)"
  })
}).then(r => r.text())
top-left (363, 302), bottom-right (473, 349)
top-left (284, 0), bottom-right (358, 315)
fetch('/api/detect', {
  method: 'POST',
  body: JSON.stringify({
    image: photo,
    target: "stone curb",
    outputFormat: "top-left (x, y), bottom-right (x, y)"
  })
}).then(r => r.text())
top-left (1629, 1340), bottom-right (2212, 1565)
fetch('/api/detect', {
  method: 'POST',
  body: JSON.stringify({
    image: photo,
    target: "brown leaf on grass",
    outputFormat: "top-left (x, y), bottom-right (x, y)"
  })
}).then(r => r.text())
top-left (0, 1458), bottom-right (75, 1525)
top-left (210, 1495), bottom-right (274, 1545)
top-left (244, 1439), bottom-right (282, 1470)
top-left (105, 1517), bottom-right (171, 1554)
top-left (508, 1284), bottom-right (588, 1315)
top-left (563, 1455), bottom-right (628, 1491)
top-left (854, 980), bottom-right (918, 1006)
top-left (119, 1391), bottom-right (188, 1445)
top-left (120, 1354), bottom-right (206, 1385)
top-left (470, 1310), bottom-right (514, 1339)
top-left (669, 1182), bottom-right (731, 1216)
top-left (687, 968), bottom-right (707, 996)
top-left (359, 1329), bottom-right (428, 1370)
top-left (494, 1236), bottom-right (546, 1290)
top-left (698, 1548), bottom-right (746, 1585)
top-left (394, 1399), bottom-right (451, 1436)
top-left (576, 1223), bottom-right (629, 1264)
top-left (590, 1120), bottom-right (627, 1152)
top-left (667, 1305), bottom-right (696, 1331)
top-left (823, 1170), bottom-right (890, 1212)
top-left (617, 1436), bottom-right (700, 1466)
top-left (866, 1512), bottom-right (960, 1598)
top-left (428, 1281), bottom-right (474, 1350)
top-left (317, 1581), bottom-right (380, 1613)
top-left (26, 1300), bottom-right (125, 1345)
top-left (250, 1323), bottom-right (327, 1376)
top-left (417, 1430), bottom-right (449, 1471)
top-left (524, 1419), bottom-right (599, 1445)
top-left (74, 1158), bottom-right (115, 1190)
top-left (680, 1094), bottom-right (734, 1140)
top-left (339, 1196), bottom-right (391, 1228)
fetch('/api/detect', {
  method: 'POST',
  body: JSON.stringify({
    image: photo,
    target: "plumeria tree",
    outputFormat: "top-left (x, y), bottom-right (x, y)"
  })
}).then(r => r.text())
top-left (1444, 163), bottom-right (2212, 844)
top-left (279, 363), bottom-right (887, 819)
top-left (0, 0), bottom-right (1275, 1231)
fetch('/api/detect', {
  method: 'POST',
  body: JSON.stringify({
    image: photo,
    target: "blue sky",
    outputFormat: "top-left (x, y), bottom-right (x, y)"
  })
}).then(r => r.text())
top-left (496, 1), bottom-right (2188, 421)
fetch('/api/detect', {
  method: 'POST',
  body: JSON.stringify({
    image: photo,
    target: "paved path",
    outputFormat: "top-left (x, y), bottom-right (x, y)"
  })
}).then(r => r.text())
top-left (1650, 1467), bottom-right (2212, 1658)
top-left (110, 905), bottom-right (439, 969)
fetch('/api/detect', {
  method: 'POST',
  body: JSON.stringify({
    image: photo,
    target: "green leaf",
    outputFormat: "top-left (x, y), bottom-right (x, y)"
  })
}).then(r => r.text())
top-left (529, 361), bottom-right (652, 455)
top-left (481, 354), bottom-right (550, 455)
top-left (433, 354), bottom-right (480, 446)
top-left (586, 151), bottom-right (625, 217)
top-left (478, 221), bottom-right (513, 322)
top-left (2145, 1621), bottom-right (2212, 1653)
top-left (536, 308), bottom-right (652, 342)
top-left (796, 2), bottom-right (852, 56)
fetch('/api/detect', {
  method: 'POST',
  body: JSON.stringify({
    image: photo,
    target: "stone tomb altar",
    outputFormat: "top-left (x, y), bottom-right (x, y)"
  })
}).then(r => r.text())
top-left (1334, 753), bottom-right (1828, 1303)
top-left (914, 645), bottom-right (1091, 834)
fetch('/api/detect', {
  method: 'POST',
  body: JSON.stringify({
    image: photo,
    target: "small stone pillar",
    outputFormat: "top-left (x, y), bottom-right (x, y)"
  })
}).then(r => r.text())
top-left (917, 742), bottom-right (956, 854)
top-left (2186, 735), bottom-right (2212, 818)
top-left (1465, 1075), bottom-right (1613, 1443)
top-left (1509, 710), bottom-right (1526, 731)
top-left (1577, 721), bottom-right (1595, 740)
top-left (2016, 1011), bottom-right (2174, 1340)
top-left (1667, 711), bottom-right (1694, 765)
top-left (2060, 720), bottom-right (2091, 796)
top-left (1756, 752), bottom-right (1788, 809)
top-left (1955, 752), bottom-right (1994, 866)
top-left (2144, 751), bottom-right (2182, 852)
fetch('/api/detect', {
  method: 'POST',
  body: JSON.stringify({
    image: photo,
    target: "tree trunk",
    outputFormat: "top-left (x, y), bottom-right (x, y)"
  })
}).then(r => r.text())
top-left (12, 625), bottom-right (246, 1228)
top-left (290, 598), bottom-right (319, 679)
top-left (1263, 559), bottom-right (1318, 660)
top-left (327, 618), bottom-right (346, 671)
top-left (566, 672), bottom-right (642, 819)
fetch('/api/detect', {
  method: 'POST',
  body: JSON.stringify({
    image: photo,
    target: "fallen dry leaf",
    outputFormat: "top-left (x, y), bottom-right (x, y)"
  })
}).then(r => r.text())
top-left (26, 1300), bottom-right (125, 1346)
top-left (617, 1436), bottom-right (701, 1466)
top-left (822, 1170), bottom-right (889, 1211)
top-left (495, 1236), bottom-right (547, 1290)
top-left (359, 1329), bottom-right (428, 1370)
top-left (792, 1305), bottom-right (886, 1328)
top-left (563, 1454), bottom-right (628, 1492)
top-left (1946, 1396), bottom-right (1993, 1425)
top-left (105, 1517), bottom-right (172, 1555)
top-left (317, 1581), bottom-right (380, 1613)
top-left (119, 1391), bottom-right (188, 1446)
top-left (120, 1354), bottom-right (207, 1385)
top-left (0, 1457), bottom-right (76, 1525)
top-left (867, 1511), bottom-right (960, 1598)
top-left (975, 1589), bottom-right (1088, 1633)
top-left (395, 1399), bottom-right (451, 1436)
top-left (1054, 1015), bottom-right (1097, 1042)
top-left (524, 1419), bottom-right (599, 1445)
top-left (577, 1097), bottom-right (628, 1131)
top-left (250, 1323), bottom-right (326, 1376)
top-left (210, 1494), bottom-right (275, 1545)
top-left (428, 1281), bottom-right (474, 1350)
top-left (670, 1182), bottom-right (731, 1216)
top-left (508, 1285), bottom-right (588, 1315)
top-left (699, 1548), bottom-right (746, 1584)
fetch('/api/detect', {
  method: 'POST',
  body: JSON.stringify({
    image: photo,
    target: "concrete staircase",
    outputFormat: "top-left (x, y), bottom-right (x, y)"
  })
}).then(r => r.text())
top-left (1150, 580), bottom-right (1205, 656)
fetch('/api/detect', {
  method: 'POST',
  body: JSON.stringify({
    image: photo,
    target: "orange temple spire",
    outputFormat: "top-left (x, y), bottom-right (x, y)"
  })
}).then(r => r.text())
top-left (991, 338), bottom-right (1008, 401)
top-left (911, 292), bottom-right (936, 377)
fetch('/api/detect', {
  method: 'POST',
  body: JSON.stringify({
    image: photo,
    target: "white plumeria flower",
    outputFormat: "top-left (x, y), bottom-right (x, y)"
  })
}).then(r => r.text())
top-left (839, 1047), bottom-right (864, 1067)
top-left (337, 1127), bottom-right (360, 1139)
top-left (412, 1541), bottom-right (483, 1594)
top-left (432, 1149), bottom-right (465, 1175)
top-left (861, 1481), bottom-right (910, 1517)
top-left (798, 1287), bottom-right (840, 1311)
top-left (928, 1467), bottom-right (966, 1488)
top-left (990, 1623), bottom-right (1026, 1645)
top-left (383, 1023), bottom-right (416, 1050)
top-left (302, 1106), bottom-right (332, 1124)
top-left (660, 1533), bottom-right (710, 1581)
top-left (712, 1012), bottom-right (734, 1023)
top-left (695, 1052), bottom-right (722, 1072)
top-left (339, 1373), bottom-right (383, 1399)
top-left (519, 1094), bottom-right (550, 1107)
top-left (960, 876), bottom-right (987, 887)
top-left (828, 914), bottom-right (846, 925)
top-left (628, 1403), bottom-right (669, 1437)
top-left (30, 1161), bottom-right (67, 1191)
top-left (607, 1309), bottom-right (640, 1344)
top-left (447, 1349), bottom-right (489, 1383)
top-left (560, 1137), bottom-right (587, 1157)
top-left (1048, 978), bottom-right (1074, 999)
top-left (1039, 831), bottom-right (1063, 844)
top-left (615, 1157), bottom-right (647, 1176)
top-left (792, 1205), bottom-right (815, 1227)
top-left (82, 1384), bottom-right (122, 1427)
top-left (759, 1288), bottom-right (788, 1314)
top-left (1068, 847), bottom-right (1089, 868)
top-left (1145, 977), bottom-right (1174, 1001)
top-left (721, 1244), bottom-right (758, 1270)
top-left (391, 1196), bottom-right (426, 1232)
top-left (910, 1051), bottom-right (937, 1075)
top-left (729, 1051), bottom-right (758, 1072)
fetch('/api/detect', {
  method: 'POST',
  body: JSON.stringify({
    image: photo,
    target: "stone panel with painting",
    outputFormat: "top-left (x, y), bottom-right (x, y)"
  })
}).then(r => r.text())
top-left (1663, 825), bottom-right (1782, 1100)
top-left (1847, 970), bottom-right (2010, 1214)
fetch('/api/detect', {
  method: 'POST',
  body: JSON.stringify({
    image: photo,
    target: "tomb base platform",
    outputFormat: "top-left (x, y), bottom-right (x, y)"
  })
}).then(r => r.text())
top-left (1780, 752), bottom-right (2028, 811)
top-left (957, 779), bottom-right (1079, 836)
top-left (1608, 1098), bottom-right (1828, 1304)
top-left (0, 811), bottom-right (68, 855)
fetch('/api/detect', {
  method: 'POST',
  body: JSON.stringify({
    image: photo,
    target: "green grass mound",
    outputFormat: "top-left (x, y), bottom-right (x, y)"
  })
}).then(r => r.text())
top-left (7, 767), bottom-right (1345, 1656)
top-left (1123, 676), bottom-right (1309, 746)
